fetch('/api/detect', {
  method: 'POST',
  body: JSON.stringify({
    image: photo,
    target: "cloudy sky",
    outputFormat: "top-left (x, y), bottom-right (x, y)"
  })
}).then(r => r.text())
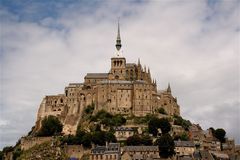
top-left (0, 0), bottom-right (239, 149)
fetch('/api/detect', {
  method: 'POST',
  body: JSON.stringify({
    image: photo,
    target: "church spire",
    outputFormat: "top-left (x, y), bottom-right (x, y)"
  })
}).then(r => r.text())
top-left (167, 83), bottom-right (171, 93)
top-left (115, 19), bottom-right (122, 51)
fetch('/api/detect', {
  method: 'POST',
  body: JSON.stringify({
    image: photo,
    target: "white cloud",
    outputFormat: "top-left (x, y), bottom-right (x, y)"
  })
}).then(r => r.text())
top-left (0, 0), bottom-right (239, 149)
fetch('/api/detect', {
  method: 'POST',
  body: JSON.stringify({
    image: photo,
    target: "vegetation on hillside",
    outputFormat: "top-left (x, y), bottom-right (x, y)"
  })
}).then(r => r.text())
top-left (126, 134), bottom-right (153, 146)
top-left (60, 122), bottom-right (117, 148)
top-left (156, 133), bottom-right (175, 158)
top-left (157, 107), bottom-right (168, 115)
top-left (37, 115), bottom-right (63, 136)
top-left (132, 114), bottom-right (156, 124)
top-left (90, 110), bottom-right (126, 127)
top-left (174, 132), bottom-right (190, 141)
top-left (18, 140), bottom-right (68, 160)
top-left (148, 117), bottom-right (171, 136)
top-left (173, 115), bottom-right (191, 131)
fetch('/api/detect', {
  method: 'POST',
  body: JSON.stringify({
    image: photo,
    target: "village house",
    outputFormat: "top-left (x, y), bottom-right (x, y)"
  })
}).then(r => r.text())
top-left (90, 143), bottom-right (121, 160)
top-left (174, 141), bottom-right (195, 157)
top-left (114, 127), bottom-right (136, 141)
top-left (121, 146), bottom-right (159, 160)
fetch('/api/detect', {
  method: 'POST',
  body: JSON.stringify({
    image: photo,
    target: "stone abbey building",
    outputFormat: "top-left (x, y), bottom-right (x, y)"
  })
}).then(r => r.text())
top-left (35, 23), bottom-right (180, 135)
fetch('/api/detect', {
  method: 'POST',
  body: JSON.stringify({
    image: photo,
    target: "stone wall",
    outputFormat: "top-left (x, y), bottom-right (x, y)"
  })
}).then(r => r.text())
top-left (65, 145), bottom-right (91, 159)
top-left (20, 136), bottom-right (52, 150)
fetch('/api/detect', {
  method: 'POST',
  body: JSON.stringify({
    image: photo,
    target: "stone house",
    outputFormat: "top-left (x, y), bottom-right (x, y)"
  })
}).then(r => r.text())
top-left (90, 143), bottom-right (121, 160)
top-left (174, 141), bottom-right (195, 157)
top-left (121, 146), bottom-right (160, 160)
top-left (114, 126), bottom-right (136, 141)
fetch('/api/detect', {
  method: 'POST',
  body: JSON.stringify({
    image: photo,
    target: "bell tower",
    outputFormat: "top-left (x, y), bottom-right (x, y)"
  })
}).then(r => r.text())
top-left (109, 21), bottom-right (126, 80)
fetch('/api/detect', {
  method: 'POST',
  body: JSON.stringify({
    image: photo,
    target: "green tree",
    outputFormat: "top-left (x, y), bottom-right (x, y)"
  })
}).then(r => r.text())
top-left (81, 133), bottom-right (92, 148)
top-left (112, 114), bottom-right (126, 126)
top-left (37, 115), bottom-right (63, 136)
top-left (157, 133), bottom-right (175, 158)
top-left (13, 146), bottom-right (22, 160)
top-left (105, 132), bottom-right (117, 143)
top-left (92, 131), bottom-right (106, 145)
top-left (2, 146), bottom-right (14, 153)
top-left (157, 108), bottom-right (167, 115)
top-left (148, 117), bottom-right (171, 136)
top-left (126, 135), bottom-right (142, 146)
top-left (60, 135), bottom-right (78, 145)
top-left (148, 117), bottom-right (161, 136)
top-left (91, 110), bottom-right (126, 127)
top-left (84, 104), bottom-right (95, 114)
top-left (173, 116), bottom-right (191, 131)
top-left (0, 150), bottom-right (3, 160)
top-left (174, 132), bottom-right (189, 141)
top-left (159, 118), bottom-right (171, 134)
top-left (214, 128), bottom-right (226, 151)
top-left (214, 128), bottom-right (226, 142)
top-left (141, 135), bottom-right (153, 145)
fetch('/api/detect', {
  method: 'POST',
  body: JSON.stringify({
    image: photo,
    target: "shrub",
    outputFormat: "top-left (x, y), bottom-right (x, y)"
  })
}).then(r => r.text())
top-left (37, 115), bottom-right (63, 136)
top-left (157, 133), bottom-right (175, 158)
top-left (126, 135), bottom-right (142, 146)
top-left (84, 104), bottom-right (95, 114)
top-left (173, 115), bottom-right (191, 131)
top-left (148, 117), bottom-right (171, 136)
top-left (157, 108), bottom-right (167, 115)
top-left (91, 110), bottom-right (126, 127)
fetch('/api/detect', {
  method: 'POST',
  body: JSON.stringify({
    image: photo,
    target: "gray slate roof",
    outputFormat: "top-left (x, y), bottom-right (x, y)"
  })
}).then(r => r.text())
top-left (126, 63), bottom-right (136, 67)
top-left (123, 146), bottom-right (158, 152)
top-left (91, 143), bottom-right (120, 154)
top-left (85, 73), bottom-right (108, 79)
top-left (99, 80), bottom-right (133, 84)
top-left (114, 127), bottom-right (135, 131)
top-left (174, 141), bottom-right (195, 147)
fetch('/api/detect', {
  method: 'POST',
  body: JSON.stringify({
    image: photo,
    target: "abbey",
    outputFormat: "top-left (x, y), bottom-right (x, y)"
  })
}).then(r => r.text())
top-left (35, 23), bottom-right (180, 135)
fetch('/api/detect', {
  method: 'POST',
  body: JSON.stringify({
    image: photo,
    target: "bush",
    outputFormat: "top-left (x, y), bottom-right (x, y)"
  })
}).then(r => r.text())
top-left (91, 110), bottom-right (126, 127)
top-left (133, 114), bottom-right (156, 124)
top-left (37, 115), bottom-right (63, 136)
top-left (126, 135), bottom-right (142, 146)
top-left (148, 117), bottom-right (171, 136)
top-left (126, 135), bottom-right (153, 146)
top-left (174, 132), bottom-right (189, 141)
top-left (2, 146), bottom-right (14, 153)
top-left (157, 108), bottom-right (167, 115)
top-left (13, 146), bottom-right (22, 160)
top-left (173, 116), bottom-right (191, 131)
top-left (105, 132), bottom-right (117, 143)
top-left (84, 104), bottom-right (95, 114)
top-left (141, 135), bottom-right (153, 145)
top-left (0, 151), bottom-right (3, 160)
top-left (92, 131), bottom-right (106, 146)
top-left (157, 133), bottom-right (175, 158)
top-left (214, 128), bottom-right (226, 143)
top-left (81, 133), bottom-right (92, 148)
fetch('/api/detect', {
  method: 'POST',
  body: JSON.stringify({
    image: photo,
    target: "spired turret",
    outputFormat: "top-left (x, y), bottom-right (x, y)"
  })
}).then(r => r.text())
top-left (115, 20), bottom-right (122, 52)
top-left (167, 83), bottom-right (171, 93)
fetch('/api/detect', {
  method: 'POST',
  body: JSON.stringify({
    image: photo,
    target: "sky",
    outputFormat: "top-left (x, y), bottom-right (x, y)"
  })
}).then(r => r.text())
top-left (0, 0), bottom-right (239, 149)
